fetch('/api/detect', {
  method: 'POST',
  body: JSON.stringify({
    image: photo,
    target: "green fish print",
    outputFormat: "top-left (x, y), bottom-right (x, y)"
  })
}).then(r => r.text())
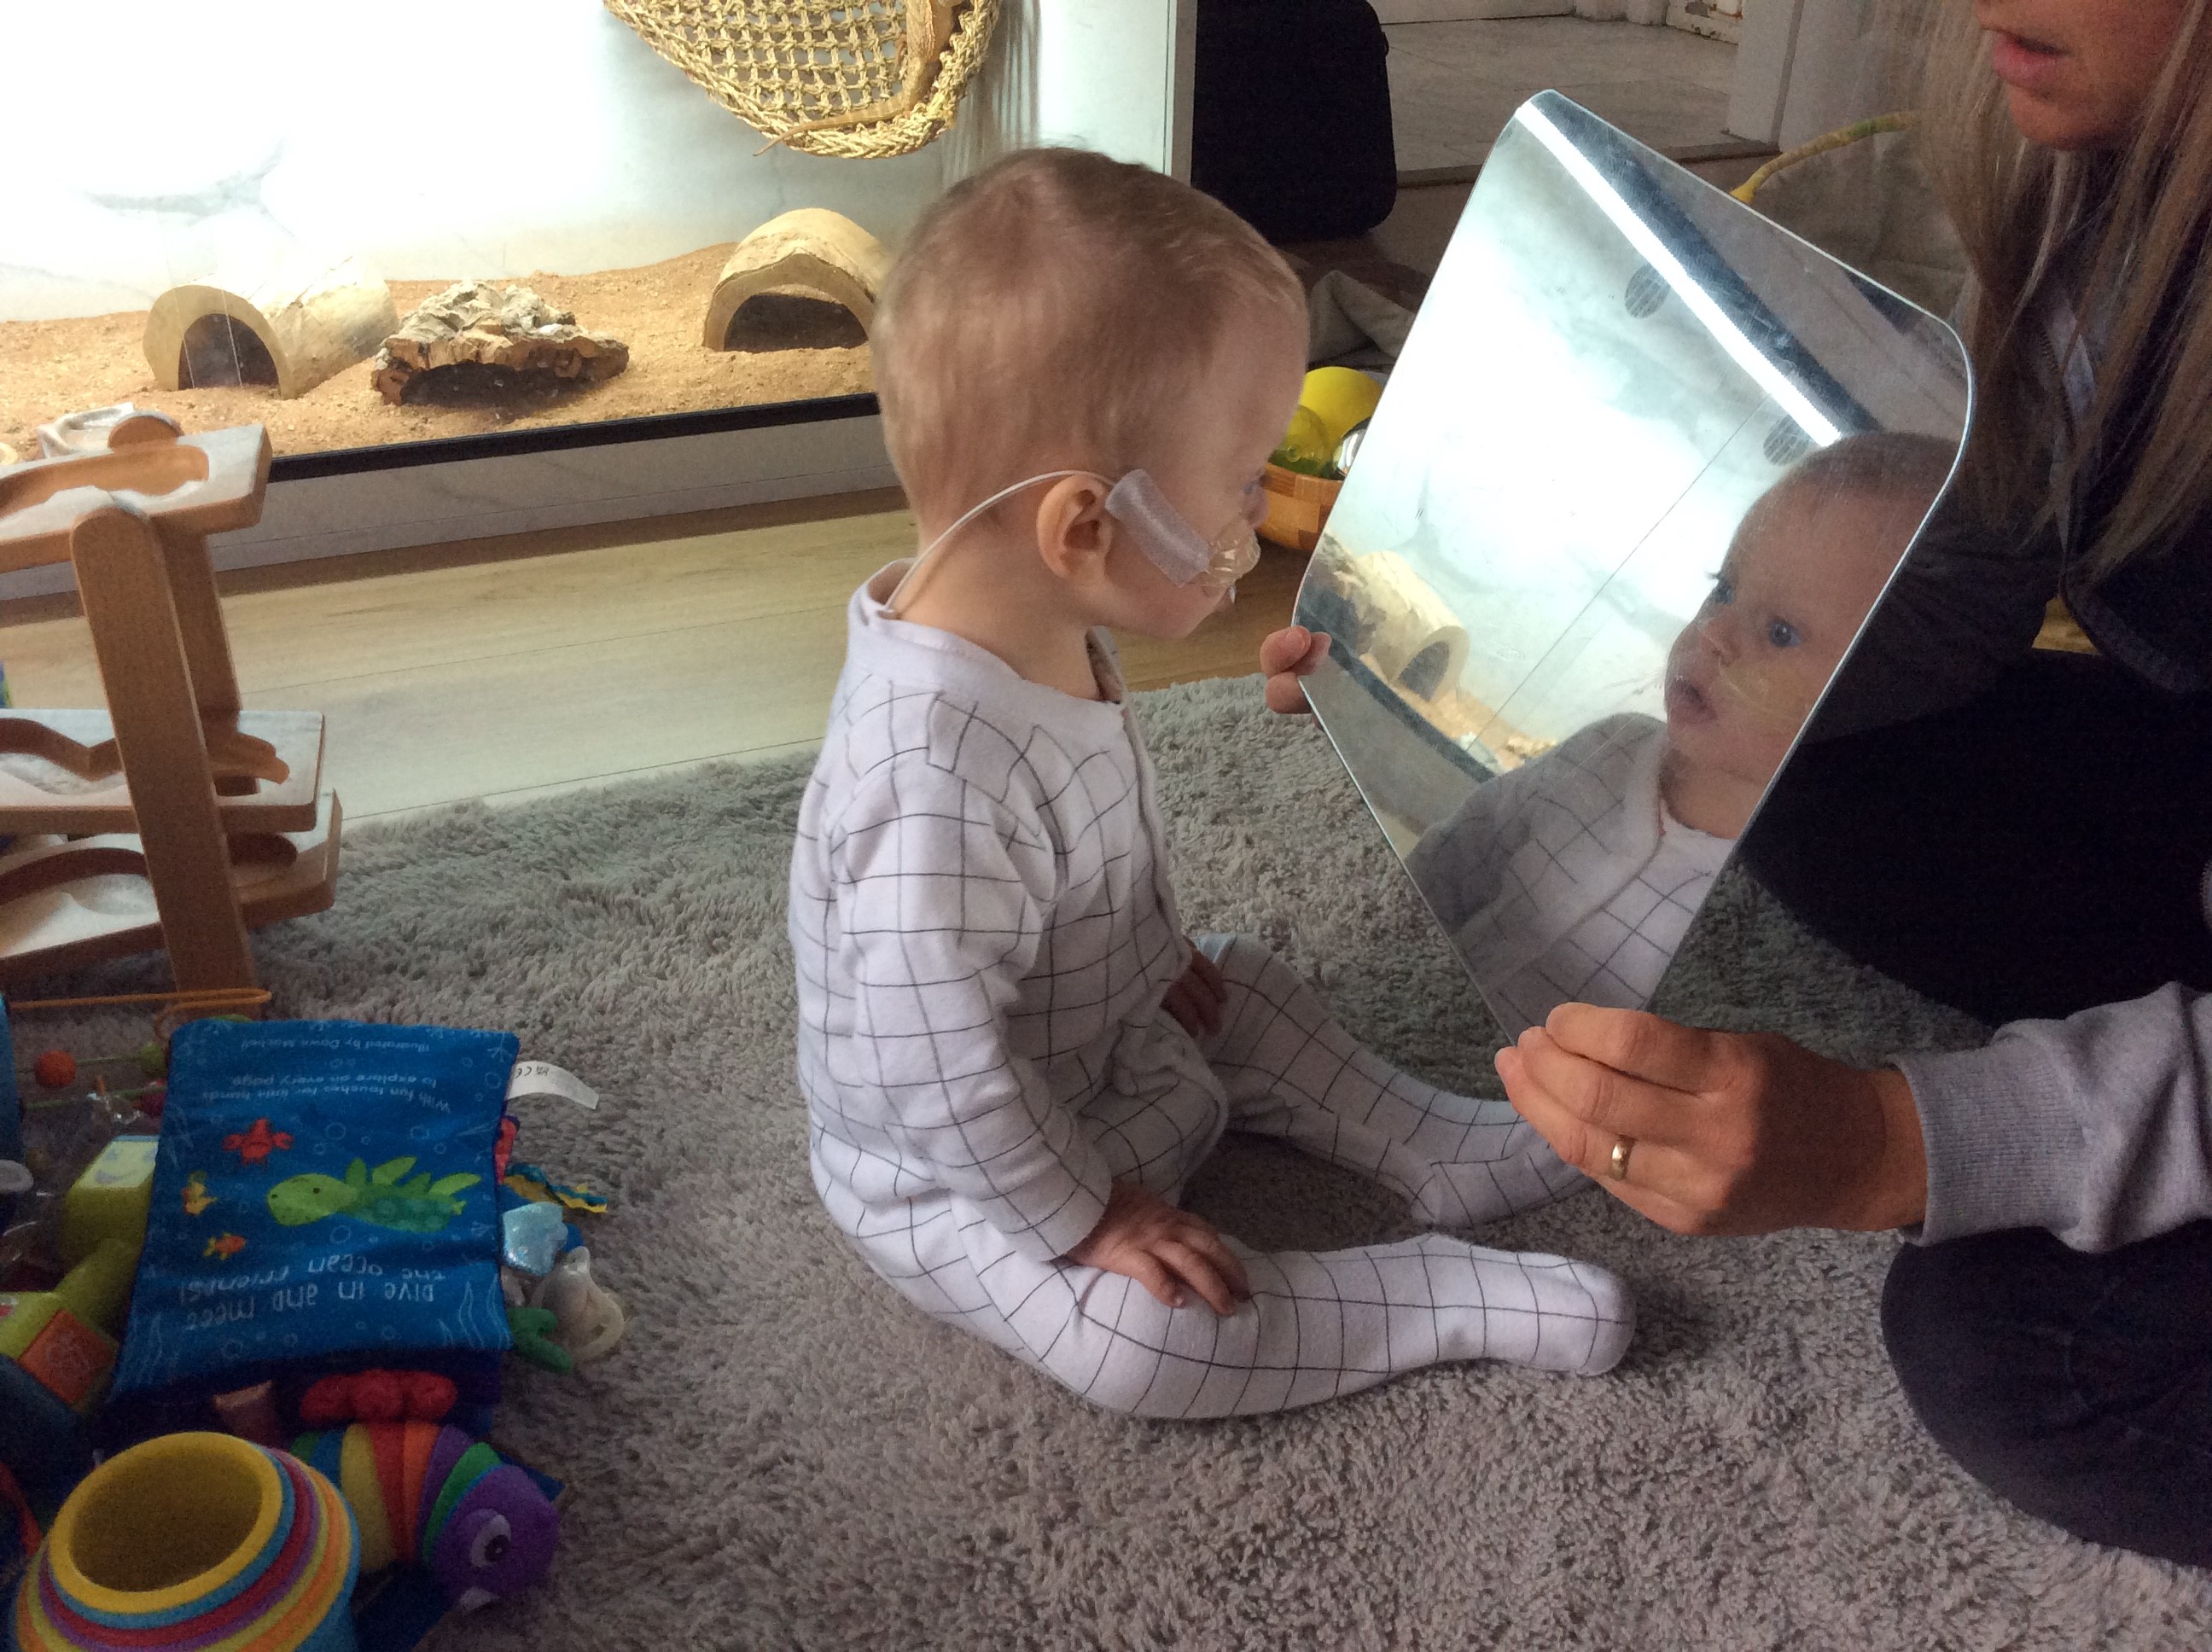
top-left (267, 1156), bottom-right (482, 1234)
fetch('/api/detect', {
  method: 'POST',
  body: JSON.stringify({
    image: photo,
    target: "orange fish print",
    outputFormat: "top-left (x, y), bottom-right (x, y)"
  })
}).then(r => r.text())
top-left (204, 1232), bottom-right (247, 1260)
top-left (223, 1118), bottom-right (294, 1166)
top-left (183, 1172), bottom-right (217, 1216)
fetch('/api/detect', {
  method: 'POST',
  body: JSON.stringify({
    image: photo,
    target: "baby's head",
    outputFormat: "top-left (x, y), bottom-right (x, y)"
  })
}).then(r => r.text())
top-left (1663, 432), bottom-right (1953, 795)
top-left (873, 148), bottom-right (1307, 636)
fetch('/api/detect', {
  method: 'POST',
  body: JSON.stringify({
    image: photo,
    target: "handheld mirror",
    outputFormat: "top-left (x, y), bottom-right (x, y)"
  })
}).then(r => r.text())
top-left (1295, 92), bottom-right (1969, 1036)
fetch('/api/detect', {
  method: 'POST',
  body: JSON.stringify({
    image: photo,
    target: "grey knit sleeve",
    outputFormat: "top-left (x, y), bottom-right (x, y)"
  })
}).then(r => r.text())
top-left (1895, 980), bottom-right (2212, 1250)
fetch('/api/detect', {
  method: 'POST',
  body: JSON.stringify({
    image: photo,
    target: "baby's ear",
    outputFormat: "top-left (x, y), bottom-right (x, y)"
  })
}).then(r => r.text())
top-left (1033, 474), bottom-right (1115, 583)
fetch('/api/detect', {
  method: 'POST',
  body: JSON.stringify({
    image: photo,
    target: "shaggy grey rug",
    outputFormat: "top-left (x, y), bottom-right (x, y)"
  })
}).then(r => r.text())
top-left (31, 676), bottom-right (2212, 1649)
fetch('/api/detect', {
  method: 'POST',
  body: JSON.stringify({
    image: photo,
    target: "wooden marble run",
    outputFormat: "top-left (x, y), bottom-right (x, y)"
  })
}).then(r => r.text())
top-left (0, 414), bottom-right (339, 992)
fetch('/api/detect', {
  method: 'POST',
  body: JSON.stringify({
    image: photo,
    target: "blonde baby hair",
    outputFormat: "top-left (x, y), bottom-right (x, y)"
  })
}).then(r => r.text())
top-left (1777, 429), bottom-right (1955, 521)
top-left (871, 148), bottom-right (1307, 527)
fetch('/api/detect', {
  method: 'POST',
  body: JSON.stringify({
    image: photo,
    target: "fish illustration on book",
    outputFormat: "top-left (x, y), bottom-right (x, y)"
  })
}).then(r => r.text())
top-left (204, 1232), bottom-right (247, 1259)
top-left (267, 1156), bottom-right (482, 1234)
top-left (183, 1172), bottom-right (217, 1216)
top-left (223, 1118), bottom-right (294, 1166)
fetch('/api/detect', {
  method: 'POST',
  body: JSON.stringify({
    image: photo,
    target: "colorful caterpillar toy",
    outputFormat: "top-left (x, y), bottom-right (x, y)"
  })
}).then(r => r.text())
top-left (293, 1422), bottom-right (559, 1613)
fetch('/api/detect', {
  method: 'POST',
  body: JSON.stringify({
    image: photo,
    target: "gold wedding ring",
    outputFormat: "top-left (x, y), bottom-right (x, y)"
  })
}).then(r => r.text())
top-left (1608, 1137), bottom-right (1635, 1182)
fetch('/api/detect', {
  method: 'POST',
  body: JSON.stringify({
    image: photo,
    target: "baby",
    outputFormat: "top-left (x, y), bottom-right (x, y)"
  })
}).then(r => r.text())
top-left (1401, 433), bottom-right (1953, 1033)
top-left (789, 149), bottom-right (1632, 1421)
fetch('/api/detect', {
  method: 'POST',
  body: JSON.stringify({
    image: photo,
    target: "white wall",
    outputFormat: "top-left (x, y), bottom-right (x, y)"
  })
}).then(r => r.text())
top-left (2, 0), bottom-right (1188, 323)
top-left (1729, 0), bottom-right (1908, 149)
top-left (1371, 3), bottom-right (1571, 20)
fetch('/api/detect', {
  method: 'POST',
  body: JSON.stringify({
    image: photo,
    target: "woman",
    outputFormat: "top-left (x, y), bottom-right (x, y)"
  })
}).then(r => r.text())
top-left (1263, 0), bottom-right (2212, 1568)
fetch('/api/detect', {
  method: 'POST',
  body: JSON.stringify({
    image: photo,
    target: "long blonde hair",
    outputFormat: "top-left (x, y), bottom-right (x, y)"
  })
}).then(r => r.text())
top-left (1918, 0), bottom-right (2212, 577)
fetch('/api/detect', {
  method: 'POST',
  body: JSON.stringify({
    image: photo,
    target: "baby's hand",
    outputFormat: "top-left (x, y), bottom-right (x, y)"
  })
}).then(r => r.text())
top-left (1161, 941), bottom-right (1227, 1039)
top-left (1066, 1180), bottom-right (1251, 1315)
top-left (1260, 626), bottom-right (1330, 714)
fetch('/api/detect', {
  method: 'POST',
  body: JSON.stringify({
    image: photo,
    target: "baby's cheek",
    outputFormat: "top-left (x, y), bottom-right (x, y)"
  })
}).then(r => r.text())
top-left (1666, 621), bottom-right (1707, 678)
top-left (1725, 657), bottom-right (1825, 731)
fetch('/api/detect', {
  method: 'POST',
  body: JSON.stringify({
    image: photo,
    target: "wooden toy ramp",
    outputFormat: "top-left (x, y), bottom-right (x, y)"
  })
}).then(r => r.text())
top-left (0, 414), bottom-right (340, 992)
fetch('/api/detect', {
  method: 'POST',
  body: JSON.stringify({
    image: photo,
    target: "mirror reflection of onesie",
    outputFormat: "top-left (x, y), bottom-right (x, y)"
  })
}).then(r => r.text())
top-left (1407, 433), bottom-right (1953, 1033)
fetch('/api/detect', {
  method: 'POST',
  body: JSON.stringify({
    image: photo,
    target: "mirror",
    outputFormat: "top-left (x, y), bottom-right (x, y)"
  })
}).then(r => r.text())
top-left (1295, 92), bottom-right (1969, 1036)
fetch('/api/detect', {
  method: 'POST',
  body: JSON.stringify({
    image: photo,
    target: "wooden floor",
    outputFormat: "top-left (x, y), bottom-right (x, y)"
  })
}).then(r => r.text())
top-left (0, 493), bottom-right (1304, 823)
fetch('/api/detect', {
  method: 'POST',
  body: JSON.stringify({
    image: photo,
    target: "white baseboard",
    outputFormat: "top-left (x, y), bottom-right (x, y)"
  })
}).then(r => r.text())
top-left (1374, 0), bottom-right (1571, 20)
top-left (1664, 0), bottom-right (1742, 41)
top-left (0, 413), bottom-right (898, 602)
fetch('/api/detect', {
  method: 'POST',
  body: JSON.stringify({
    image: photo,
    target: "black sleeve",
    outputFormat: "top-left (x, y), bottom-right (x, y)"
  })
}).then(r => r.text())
top-left (1812, 495), bottom-right (2061, 741)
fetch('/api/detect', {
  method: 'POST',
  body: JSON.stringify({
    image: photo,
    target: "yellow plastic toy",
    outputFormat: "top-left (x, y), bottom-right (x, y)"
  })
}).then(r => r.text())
top-left (1277, 405), bottom-right (1334, 468)
top-left (1295, 367), bottom-right (1383, 451)
top-left (59, 1136), bottom-right (159, 1267)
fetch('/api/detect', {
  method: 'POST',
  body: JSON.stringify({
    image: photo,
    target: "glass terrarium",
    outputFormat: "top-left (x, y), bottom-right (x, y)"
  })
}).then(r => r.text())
top-left (1, 1), bottom-right (1183, 474)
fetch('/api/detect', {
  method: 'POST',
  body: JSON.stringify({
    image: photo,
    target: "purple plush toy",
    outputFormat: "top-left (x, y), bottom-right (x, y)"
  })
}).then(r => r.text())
top-left (294, 1422), bottom-right (561, 1612)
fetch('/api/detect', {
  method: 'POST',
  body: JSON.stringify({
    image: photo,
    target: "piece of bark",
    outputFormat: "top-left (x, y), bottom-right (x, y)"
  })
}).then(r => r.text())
top-left (145, 255), bottom-right (398, 399)
top-left (702, 209), bottom-right (890, 351)
top-left (372, 282), bottom-right (630, 407)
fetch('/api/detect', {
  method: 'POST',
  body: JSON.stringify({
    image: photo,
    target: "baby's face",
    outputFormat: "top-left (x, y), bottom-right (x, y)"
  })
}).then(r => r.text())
top-left (1107, 303), bottom-right (1308, 639)
top-left (1663, 483), bottom-right (1910, 789)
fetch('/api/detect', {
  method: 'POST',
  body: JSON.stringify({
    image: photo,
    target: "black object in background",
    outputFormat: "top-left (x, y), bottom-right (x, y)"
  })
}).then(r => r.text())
top-left (1741, 650), bottom-right (2212, 1025)
top-left (1191, 0), bottom-right (1399, 242)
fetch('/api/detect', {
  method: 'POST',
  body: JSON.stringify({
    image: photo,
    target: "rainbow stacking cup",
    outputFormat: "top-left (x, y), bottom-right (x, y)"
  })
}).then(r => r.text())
top-left (12, 1432), bottom-right (359, 1652)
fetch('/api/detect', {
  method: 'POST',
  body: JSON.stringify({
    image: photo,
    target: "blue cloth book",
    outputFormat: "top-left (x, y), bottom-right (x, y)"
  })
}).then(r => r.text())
top-left (114, 1021), bottom-right (515, 1398)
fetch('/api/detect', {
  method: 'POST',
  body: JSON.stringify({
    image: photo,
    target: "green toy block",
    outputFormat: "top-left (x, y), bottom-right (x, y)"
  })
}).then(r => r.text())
top-left (52, 1236), bottom-right (136, 1332)
top-left (59, 1135), bottom-right (159, 1267)
top-left (0, 1239), bottom-right (136, 1414)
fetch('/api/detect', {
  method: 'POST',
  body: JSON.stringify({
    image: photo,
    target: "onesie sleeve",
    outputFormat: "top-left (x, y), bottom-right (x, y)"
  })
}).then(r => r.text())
top-left (830, 760), bottom-right (1112, 1261)
top-left (1895, 982), bottom-right (2212, 1250)
top-left (1405, 770), bottom-right (1524, 931)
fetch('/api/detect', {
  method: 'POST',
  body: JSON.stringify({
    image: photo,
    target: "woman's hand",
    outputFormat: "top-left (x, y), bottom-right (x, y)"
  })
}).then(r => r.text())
top-left (1260, 625), bottom-right (1330, 714)
top-left (1494, 1004), bottom-right (1929, 1235)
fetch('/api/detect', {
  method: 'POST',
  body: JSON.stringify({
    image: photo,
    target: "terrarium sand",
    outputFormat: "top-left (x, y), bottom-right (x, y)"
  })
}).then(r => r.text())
top-left (0, 245), bottom-right (871, 462)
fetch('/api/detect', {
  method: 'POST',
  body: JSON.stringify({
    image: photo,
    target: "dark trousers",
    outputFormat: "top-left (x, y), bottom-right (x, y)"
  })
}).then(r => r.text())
top-left (1741, 649), bottom-right (2212, 1025)
top-left (1883, 1221), bottom-right (2212, 1568)
top-left (1744, 649), bottom-right (2212, 1565)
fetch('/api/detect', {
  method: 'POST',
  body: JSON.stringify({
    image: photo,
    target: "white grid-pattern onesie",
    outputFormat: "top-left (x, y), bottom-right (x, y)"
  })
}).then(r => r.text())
top-left (790, 570), bottom-right (1630, 1418)
top-left (1407, 714), bottom-right (1732, 1037)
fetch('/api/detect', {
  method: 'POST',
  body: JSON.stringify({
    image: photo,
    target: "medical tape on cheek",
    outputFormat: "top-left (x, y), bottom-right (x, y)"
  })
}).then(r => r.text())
top-left (1103, 469), bottom-right (1214, 585)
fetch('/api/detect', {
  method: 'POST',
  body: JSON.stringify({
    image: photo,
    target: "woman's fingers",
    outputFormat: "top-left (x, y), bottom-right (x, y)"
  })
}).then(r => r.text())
top-left (1496, 1043), bottom-right (1623, 1179)
top-left (1497, 1044), bottom-right (1728, 1233)
top-left (1510, 1025), bottom-right (1694, 1147)
top-left (1543, 1003), bottom-right (1732, 1092)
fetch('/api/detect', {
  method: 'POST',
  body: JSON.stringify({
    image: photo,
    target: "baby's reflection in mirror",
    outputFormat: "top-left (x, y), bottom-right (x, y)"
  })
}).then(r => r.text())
top-left (1406, 432), bottom-right (1952, 1033)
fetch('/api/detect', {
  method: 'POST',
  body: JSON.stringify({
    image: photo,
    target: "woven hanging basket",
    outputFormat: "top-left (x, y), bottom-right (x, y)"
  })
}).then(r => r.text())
top-left (606, 0), bottom-right (1001, 160)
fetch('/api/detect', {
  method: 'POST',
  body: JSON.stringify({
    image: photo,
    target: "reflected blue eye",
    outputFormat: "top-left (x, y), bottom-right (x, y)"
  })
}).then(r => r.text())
top-left (1767, 619), bottom-right (1800, 648)
top-left (1709, 573), bottom-right (1735, 605)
